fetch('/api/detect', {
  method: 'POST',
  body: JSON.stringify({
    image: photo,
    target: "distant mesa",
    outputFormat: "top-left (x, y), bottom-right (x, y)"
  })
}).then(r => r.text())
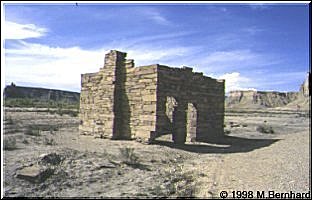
top-left (3, 84), bottom-right (80, 107)
top-left (225, 90), bottom-right (298, 109)
top-left (226, 73), bottom-right (310, 110)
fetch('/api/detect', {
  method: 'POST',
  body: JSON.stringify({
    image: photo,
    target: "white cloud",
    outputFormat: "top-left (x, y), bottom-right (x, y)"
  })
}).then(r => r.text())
top-left (126, 47), bottom-right (191, 65)
top-left (221, 7), bottom-right (227, 12)
top-left (249, 3), bottom-right (270, 10)
top-left (5, 41), bottom-right (105, 91)
top-left (4, 40), bottom-right (195, 92)
top-left (199, 49), bottom-right (282, 75)
top-left (218, 72), bottom-right (257, 93)
top-left (151, 13), bottom-right (170, 25)
top-left (4, 21), bottom-right (48, 39)
top-left (4, 40), bottom-right (290, 94)
top-left (4, 35), bottom-right (282, 93)
top-left (140, 8), bottom-right (171, 26)
top-left (203, 50), bottom-right (257, 66)
top-left (124, 31), bottom-right (196, 47)
top-left (2, 21), bottom-right (280, 93)
top-left (242, 26), bottom-right (264, 35)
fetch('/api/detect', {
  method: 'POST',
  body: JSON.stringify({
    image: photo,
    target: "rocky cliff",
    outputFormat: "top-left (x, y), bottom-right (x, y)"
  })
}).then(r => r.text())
top-left (4, 85), bottom-right (80, 107)
top-left (226, 73), bottom-right (310, 109)
top-left (299, 73), bottom-right (310, 98)
top-left (226, 90), bottom-right (298, 109)
top-left (285, 73), bottom-right (310, 110)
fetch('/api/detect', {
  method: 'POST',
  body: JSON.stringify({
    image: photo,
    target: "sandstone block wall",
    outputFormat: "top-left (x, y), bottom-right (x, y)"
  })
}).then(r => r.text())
top-left (79, 51), bottom-right (158, 140)
top-left (156, 65), bottom-right (225, 143)
top-left (125, 65), bottom-right (158, 140)
top-left (79, 50), bottom-right (225, 143)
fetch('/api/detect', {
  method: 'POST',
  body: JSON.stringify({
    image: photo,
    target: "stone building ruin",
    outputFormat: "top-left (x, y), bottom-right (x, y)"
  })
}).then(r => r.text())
top-left (79, 50), bottom-right (225, 144)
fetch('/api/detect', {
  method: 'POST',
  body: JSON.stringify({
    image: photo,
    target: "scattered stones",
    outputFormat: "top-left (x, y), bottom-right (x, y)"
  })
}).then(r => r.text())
top-left (229, 122), bottom-right (240, 128)
top-left (16, 164), bottom-right (54, 183)
top-left (95, 160), bottom-right (116, 169)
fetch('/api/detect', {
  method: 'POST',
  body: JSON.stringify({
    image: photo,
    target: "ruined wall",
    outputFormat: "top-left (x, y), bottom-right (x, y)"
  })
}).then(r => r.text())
top-left (80, 50), bottom-right (225, 143)
top-left (125, 65), bottom-right (158, 140)
top-left (155, 65), bottom-right (225, 143)
top-left (79, 51), bottom-right (122, 137)
top-left (79, 50), bottom-right (158, 140)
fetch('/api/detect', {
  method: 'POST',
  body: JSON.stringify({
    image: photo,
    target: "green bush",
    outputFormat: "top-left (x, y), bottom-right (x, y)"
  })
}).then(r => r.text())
top-left (4, 98), bottom-right (79, 109)
top-left (4, 98), bottom-right (34, 107)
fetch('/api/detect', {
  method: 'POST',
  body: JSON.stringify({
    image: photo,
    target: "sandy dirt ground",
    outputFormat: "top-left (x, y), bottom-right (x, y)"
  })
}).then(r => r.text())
top-left (2, 107), bottom-right (310, 198)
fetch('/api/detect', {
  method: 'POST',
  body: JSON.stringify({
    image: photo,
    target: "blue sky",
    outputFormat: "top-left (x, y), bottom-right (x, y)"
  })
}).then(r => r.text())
top-left (3, 2), bottom-right (310, 93)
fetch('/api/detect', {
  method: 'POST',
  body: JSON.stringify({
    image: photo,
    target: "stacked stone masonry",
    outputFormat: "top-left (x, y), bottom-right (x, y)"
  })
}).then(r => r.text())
top-left (79, 50), bottom-right (225, 144)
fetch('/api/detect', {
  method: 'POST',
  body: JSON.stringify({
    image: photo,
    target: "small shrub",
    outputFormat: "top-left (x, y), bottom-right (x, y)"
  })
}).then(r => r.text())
top-left (119, 147), bottom-right (139, 165)
top-left (224, 129), bottom-right (231, 135)
top-left (164, 165), bottom-right (196, 198)
top-left (45, 125), bottom-right (59, 132)
top-left (22, 138), bottom-right (29, 144)
top-left (149, 185), bottom-right (166, 197)
top-left (44, 137), bottom-right (56, 145)
top-left (4, 137), bottom-right (17, 150)
top-left (28, 124), bottom-right (59, 132)
top-left (6, 117), bottom-right (14, 125)
top-left (55, 109), bottom-right (78, 117)
top-left (4, 98), bottom-right (34, 107)
top-left (25, 127), bottom-right (41, 136)
top-left (57, 108), bottom-right (63, 116)
top-left (67, 110), bottom-right (78, 117)
top-left (256, 124), bottom-right (274, 134)
top-left (40, 153), bottom-right (62, 165)
top-left (48, 109), bottom-right (56, 115)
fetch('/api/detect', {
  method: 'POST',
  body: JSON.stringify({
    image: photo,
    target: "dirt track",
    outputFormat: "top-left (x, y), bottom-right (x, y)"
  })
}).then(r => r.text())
top-left (195, 129), bottom-right (310, 198)
top-left (3, 108), bottom-right (310, 198)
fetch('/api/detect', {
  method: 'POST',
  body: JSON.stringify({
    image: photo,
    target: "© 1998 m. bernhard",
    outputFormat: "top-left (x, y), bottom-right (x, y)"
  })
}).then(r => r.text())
top-left (220, 190), bottom-right (311, 199)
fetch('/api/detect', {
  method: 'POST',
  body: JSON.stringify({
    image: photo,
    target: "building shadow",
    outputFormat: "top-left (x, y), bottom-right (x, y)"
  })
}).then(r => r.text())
top-left (112, 53), bottom-right (131, 139)
top-left (151, 135), bottom-right (280, 154)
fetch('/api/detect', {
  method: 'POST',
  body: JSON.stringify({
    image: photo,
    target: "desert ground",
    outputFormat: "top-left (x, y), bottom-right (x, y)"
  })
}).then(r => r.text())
top-left (3, 107), bottom-right (310, 198)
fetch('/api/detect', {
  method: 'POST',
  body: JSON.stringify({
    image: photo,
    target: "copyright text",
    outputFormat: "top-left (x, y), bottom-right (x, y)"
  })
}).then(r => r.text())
top-left (219, 190), bottom-right (311, 199)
